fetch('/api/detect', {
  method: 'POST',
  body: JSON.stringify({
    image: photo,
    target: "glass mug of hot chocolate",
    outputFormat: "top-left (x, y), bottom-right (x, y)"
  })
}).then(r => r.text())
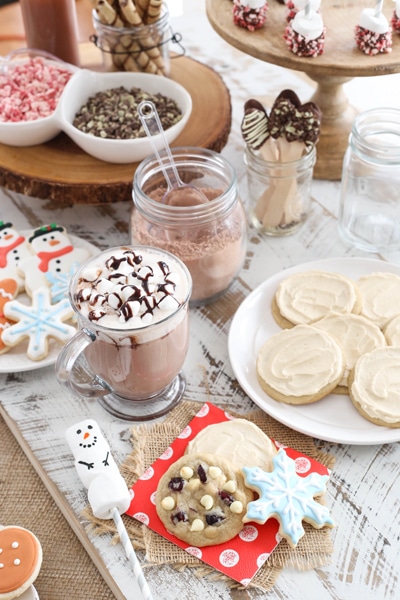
top-left (56, 245), bottom-right (192, 421)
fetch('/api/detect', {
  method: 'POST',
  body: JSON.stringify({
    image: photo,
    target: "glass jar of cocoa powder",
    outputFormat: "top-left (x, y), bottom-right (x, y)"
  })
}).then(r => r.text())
top-left (131, 147), bottom-right (247, 306)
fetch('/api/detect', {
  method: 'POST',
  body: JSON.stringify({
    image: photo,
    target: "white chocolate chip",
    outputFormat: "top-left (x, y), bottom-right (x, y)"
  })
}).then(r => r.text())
top-left (186, 478), bottom-right (200, 492)
top-left (180, 466), bottom-right (194, 480)
top-left (161, 496), bottom-right (176, 511)
top-left (208, 466), bottom-right (222, 479)
top-left (190, 518), bottom-right (205, 532)
top-left (223, 480), bottom-right (237, 494)
top-left (230, 500), bottom-right (244, 514)
top-left (200, 494), bottom-right (214, 510)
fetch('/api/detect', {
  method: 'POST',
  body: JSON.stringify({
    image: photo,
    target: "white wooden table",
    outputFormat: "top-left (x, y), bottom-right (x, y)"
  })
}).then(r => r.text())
top-left (1, 2), bottom-right (400, 599)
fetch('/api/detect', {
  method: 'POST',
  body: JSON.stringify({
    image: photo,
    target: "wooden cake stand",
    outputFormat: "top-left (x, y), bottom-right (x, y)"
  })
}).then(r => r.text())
top-left (0, 52), bottom-right (232, 207)
top-left (206, 0), bottom-right (400, 180)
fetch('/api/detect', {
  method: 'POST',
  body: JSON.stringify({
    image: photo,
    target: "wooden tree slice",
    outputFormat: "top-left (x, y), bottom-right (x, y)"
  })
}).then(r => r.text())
top-left (0, 54), bottom-right (232, 208)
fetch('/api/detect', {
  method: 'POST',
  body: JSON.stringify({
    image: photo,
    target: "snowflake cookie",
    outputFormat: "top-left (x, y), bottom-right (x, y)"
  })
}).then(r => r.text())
top-left (2, 286), bottom-right (76, 361)
top-left (242, 449), bottom-right (334, 548)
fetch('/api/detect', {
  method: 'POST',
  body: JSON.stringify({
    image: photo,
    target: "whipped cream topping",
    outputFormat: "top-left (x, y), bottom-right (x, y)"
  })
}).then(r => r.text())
top-left (276, 270), bottom-right (358, 325)
top-left (313, 313), bottom-right (386, 387)
top-left (292, 9), bottom-right (324, 39)
top-left (257, 324), bottom-right (344, 396)
top-left (357, 272), bottom-right (400, 328)
top-left (351, 347), bottom-right (400, 423)
top-left (75, 246), bottom-right (190, 329)
top-left (185, 419), bottom-right (278, 472)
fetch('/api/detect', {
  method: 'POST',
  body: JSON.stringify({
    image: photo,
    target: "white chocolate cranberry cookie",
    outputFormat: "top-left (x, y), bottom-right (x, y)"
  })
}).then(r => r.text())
top-left (313, 312), bottom-right (386, 394)
top-left (273, 270), bottom-right (361, 328)
top-left (155, 453), bottom-right (253, 547)
top-left (0, 526), bottom-right (42, 600)
top-left (185, 419), bottom-right (278, 472)
top-left (257, 324), bottom-right (344, 405)
top-left (348, 347), bottom-right (400, 428)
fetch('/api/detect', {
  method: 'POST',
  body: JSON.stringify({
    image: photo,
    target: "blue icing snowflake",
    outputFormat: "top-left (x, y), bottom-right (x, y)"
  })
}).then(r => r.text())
top-left (2, 287), bottom-right (76, 361)
top-left (46, 262), bottom-right (79, 303)
top-left (242, 449), bottom-right (334, 548)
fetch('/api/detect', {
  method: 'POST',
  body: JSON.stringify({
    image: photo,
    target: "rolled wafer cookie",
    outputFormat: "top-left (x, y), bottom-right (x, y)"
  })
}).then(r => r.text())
top-left (146, 0), bottom-right (163, 23)
top-left (93, 0), bottom-right (124, 26)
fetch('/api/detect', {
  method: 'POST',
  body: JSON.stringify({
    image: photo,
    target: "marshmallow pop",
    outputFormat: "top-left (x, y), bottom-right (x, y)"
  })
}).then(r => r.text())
top-left (233, 0), bottom-right (268, 32)
top-left (355, 0), bottom-right (393, 55)
top-left (66, 419), bottom-right (154, 600)
top-left (286, 0), bottom-right (321, 24)
top-left (391, 0), bottom-right (400, 32)
top-left (284, 1), bottom-right (325, 57)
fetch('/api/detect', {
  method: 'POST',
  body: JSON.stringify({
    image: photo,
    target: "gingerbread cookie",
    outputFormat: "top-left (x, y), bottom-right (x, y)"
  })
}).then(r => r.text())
top-left (273, 270), bottom-right (361, 328)
top-left (242, 449), bottom-right (334, 548)
top-left (185, 419), bottom-right (278, 472)
top-left (256, 324), bottom-right (344, 405)
top-left (0, 526), bottom-right (42, 600)
top-left (155, 453), bottom-right (253, 547)
top-left (348, 347), bottom-right (400, 428)
top-left (2, 286), bottom-right (75, 361)
top-left (18, 223), bottom-right (91, 297)
top-left (0, 279), bottom-right (19, 355)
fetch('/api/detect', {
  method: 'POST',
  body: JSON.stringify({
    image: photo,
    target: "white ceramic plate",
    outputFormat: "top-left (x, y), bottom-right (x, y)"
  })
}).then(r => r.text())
top-left (19, 585), bottom-right (39, 600)
top-left (0, 234), bottom-right (98, 374)
top-left (228, 257), bottom-right (400, 445)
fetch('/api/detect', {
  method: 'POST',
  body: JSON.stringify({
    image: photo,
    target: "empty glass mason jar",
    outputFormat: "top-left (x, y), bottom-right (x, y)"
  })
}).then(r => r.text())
top-left (131, 147), bottom-right (247, 306)
top-left (91, 3), bottom-right (171, 75)
top-left (338, 108), bottom-right (400, 253)
top-left (244, 144), bottom-right (316, 236)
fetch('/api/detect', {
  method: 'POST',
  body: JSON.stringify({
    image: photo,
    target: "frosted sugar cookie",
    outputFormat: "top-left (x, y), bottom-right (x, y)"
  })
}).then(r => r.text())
top-left (155, 453), bottom-right (253, 547)
top-left (357, 272), bottom-right (400, 328)
top-left (273, 270), bottom-right (361, 329)
top-left (0, 278), bottom-right (19, 355)
top-left (348, 347), bottom-right (400, 428)
top-left (185, 419), bottom-right (278, 472)
top-left (2, 286), bottom-right (75, 361)
top-left (242, 449), bottom-right (334, 548)
top-left (256, 324), bottom-right (344, 404)
top-left (0, 526), bottom-right (42, 600)
top-left (384, 315), bottom-right (400, 346)
top-left (313, 313), bottom-right (386, 393)
top-left (0, 221), bottom-right (32, 292)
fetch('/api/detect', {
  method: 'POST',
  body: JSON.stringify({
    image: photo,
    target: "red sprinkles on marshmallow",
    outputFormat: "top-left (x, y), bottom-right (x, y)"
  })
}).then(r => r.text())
top-left (355, 3), bottom-right (392, 55)
top-left (284, 6), bottom-right (325, 57)
top-left (233, 0), bottom-right (268, 31)
top-left (0, 57), bottom-right (73, 123)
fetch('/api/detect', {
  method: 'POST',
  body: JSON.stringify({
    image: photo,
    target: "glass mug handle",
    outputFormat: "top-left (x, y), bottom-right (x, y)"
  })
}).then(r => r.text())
top-left (55, 327), bottom-right (113, 398)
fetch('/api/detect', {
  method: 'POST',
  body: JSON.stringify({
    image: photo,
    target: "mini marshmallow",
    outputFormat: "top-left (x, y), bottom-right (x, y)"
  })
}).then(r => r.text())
top-left (359, 7), bottom-right (389, 33)
top-left (158, 295), bottom-right (179, 312)
top-left (81, 266), bottom-right (101, 282)
top-left (96, 278), bottom-right (116, 295)
top-left (292, 8), bottom-right (324, 39)
top-left (108, 291), bottom-right (123, 310)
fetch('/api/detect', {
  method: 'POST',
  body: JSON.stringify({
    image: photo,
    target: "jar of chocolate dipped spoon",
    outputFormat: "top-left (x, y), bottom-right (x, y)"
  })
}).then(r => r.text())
top-left (91, 0), bottom-right (172, 75)
top-left (241, 90), bottom-right (320, 236)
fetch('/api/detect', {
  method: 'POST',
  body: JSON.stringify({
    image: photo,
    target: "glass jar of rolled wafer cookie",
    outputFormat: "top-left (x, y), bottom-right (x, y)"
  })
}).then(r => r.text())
top-left (92, 0), bottom-right (171, 76)
top-left (244, 144), bottom-right (316, 236)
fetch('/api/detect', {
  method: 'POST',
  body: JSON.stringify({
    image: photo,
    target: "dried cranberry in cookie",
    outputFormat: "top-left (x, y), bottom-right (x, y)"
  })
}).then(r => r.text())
top-left (156, 453), bottom-right (253, 547)
top-left (0, 526), bottom-right (42, 600)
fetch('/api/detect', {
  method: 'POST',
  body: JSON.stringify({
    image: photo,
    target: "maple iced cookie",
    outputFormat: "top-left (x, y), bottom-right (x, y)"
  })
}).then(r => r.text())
top-left (242, 449), bottom-right (334, 548)
top-left (2, 286), bottom-right (75, 361)
top-left (313, 313), bottom-right (386, 394)
top-left (384, 315), bottom-right (400, 346)
top-left (0, 526), bottom-right (42, 600)
top-left (273, 270), bottom-right (361, 329)
top-left (256, 324), bottom-right (344, 405)
top-left (348, 347), bottom-right (400, 428)
top-left (155, 453), bottom-right (253, 547)
top-left (357, 272), bottom-right (400, 328)
top-left (185, 419), bottom-right (278, 472)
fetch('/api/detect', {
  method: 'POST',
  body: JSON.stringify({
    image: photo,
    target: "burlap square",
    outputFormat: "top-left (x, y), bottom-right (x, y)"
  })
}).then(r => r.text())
top-left (85, 400), bottom-right (335, 592)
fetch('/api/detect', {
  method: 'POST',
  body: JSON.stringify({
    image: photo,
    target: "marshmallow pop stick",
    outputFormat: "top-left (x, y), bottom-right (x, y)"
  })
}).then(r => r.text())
top-left (66, 419), bottom-right (154, 600)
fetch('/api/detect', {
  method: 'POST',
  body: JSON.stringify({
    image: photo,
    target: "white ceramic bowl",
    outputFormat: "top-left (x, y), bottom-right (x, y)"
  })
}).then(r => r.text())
top-left (0, 62), bottom-right (192, 164)
top-left (58, 69), bottom-right (192, 164)
top-left (0, 50), bottom-right (77, 146)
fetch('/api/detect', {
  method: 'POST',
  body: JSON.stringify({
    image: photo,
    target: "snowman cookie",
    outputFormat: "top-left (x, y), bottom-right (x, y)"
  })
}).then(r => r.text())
top-left (0, 525), bottom-right (42, 600)
top-left (0, 222), bottom-right (32, 292)
top-left (18, 224), bottom-right (91, 297)
top-left (0, 279), bottom-right (19, 354)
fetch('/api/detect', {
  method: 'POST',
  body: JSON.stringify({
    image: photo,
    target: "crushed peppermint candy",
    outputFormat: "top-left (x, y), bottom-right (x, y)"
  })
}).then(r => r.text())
top-left (0, 57), bottom-right (73, 123)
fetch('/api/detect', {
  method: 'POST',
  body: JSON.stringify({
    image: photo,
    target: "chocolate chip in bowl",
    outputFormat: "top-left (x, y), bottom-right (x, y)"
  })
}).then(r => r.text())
top-left (58, 69), bottom-right (192, 163)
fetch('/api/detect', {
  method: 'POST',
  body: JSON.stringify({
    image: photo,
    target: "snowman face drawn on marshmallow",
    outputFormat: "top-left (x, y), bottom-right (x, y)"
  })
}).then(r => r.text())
top-left (76, 423), bottom-right (98, 449)
top-left (66, 419), bottom-right (102, 456)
